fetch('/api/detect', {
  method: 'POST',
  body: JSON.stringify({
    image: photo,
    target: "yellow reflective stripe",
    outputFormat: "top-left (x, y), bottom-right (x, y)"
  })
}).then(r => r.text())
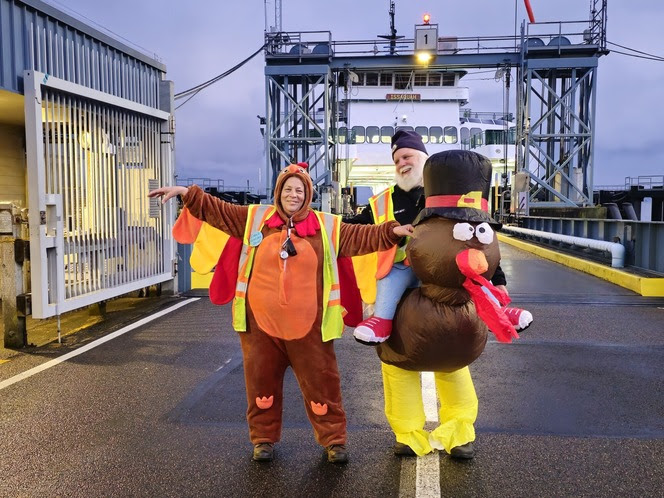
top-left (233, 204), bottom-right (275, 332)
top-left (368, 186), bottom-right (395, 224)
top-left (331, 216), bottom-right (339, 253)
top-left (378, 191), bottom-right (390, 223)
top-left (315, 211), bottom-right (345, 342)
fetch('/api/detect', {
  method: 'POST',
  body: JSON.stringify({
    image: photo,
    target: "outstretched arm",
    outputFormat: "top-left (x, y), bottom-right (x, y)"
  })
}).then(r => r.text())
top-left (148, 185), bottom-right (248, 238)
top-left (148, 185), bottom-right (188, 203)
top-left (338, 221), bottom-right (413, 257)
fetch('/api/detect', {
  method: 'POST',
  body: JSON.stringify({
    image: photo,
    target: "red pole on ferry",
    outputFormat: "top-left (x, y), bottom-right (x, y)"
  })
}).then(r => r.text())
top-left (523, 0), bottom-right (536, 23)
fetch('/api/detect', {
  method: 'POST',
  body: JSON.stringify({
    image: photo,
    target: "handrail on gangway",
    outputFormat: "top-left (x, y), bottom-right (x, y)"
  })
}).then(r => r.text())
top-left (501, 225), bottom-right (625, 268)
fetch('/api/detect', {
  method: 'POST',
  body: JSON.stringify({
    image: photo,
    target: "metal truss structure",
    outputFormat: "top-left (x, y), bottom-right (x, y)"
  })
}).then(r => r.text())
top-left (263, 1), bottom-right (608, 216)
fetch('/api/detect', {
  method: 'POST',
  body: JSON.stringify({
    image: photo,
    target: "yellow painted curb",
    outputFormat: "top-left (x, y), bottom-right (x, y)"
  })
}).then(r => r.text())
top-left (497, 233), bottom-right (664, 297)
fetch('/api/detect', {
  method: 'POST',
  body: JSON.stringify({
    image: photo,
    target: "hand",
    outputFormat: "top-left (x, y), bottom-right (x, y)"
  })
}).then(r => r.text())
top-left (494, 284), bottom-right (509, 297)
top-left (393, 224), bottom-right (414, 238)
top-left (147, 186), bottom-right (188, 204)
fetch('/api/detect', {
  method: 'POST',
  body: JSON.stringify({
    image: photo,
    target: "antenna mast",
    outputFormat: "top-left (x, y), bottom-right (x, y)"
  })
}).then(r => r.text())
top-left (378, 0), bottom-right (403, 55)
top-left (275, 0), bottom-right (282, 32)
top-left (264, 0), bottom-right (283, 32)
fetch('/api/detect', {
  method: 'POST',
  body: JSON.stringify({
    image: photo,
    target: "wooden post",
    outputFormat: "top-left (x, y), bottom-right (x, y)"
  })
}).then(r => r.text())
top-left (1, 236), bottom-right (26, 348)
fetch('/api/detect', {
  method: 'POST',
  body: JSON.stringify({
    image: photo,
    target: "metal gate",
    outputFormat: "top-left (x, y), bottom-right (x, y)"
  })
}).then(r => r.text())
top-left (24, 70), bottom-right (176, 319)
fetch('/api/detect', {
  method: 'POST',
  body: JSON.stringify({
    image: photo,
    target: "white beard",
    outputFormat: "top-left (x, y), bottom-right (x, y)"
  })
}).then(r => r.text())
top-left (395, 172), bottom-right (423, 192)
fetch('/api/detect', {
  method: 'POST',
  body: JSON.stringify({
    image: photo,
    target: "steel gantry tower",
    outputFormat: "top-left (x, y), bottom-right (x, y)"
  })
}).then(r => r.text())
top-left (515, 1), bottom-right (608, 212)
top-left (263, 2), bottom-right (608, 216)
top-left (263, 32), bottom-right (339, 210)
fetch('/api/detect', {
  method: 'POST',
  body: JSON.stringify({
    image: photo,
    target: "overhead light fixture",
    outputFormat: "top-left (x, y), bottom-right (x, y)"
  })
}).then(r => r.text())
top-left (416, 52), bottom-right (432, 64)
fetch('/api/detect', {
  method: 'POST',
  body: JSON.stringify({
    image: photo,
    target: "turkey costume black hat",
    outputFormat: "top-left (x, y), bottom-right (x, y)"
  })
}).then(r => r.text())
top-left (413, 150), bottom-right (501, 228)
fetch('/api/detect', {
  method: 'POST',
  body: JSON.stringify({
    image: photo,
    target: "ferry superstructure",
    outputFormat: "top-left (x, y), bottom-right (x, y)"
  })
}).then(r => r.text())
top-left (337, 67), bottom-right (517, 203)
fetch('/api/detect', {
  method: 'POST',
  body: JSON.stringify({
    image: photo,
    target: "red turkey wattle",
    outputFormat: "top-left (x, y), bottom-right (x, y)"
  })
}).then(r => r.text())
top-left (456, 249), bottom-right (519, 344)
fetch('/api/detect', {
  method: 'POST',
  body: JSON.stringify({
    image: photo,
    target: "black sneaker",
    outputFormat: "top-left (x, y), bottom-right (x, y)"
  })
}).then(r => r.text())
top-left (393, 442), bottom-right (416, 457)
top-left (252, 443), bottom-right (274, 462)
top-left (449, 442), bottom-right (475, 460)
top-left (326, 444), bottom-right (349, 464)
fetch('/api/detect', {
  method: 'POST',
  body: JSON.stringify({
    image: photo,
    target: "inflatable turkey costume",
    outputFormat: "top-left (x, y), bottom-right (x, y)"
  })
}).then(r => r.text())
top-left (377, 150), bottom-right (519, 372)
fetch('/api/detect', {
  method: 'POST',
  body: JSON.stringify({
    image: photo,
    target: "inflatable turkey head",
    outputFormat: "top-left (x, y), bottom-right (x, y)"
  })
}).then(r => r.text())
top-left (407, 150), bottom-right (501, 296)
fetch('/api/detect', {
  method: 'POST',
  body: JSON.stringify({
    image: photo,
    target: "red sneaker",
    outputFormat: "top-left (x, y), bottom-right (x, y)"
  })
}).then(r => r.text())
top-left (353, 317), bottom-right (393, 344)
top-left (503, 307), bottom-right (533, 331)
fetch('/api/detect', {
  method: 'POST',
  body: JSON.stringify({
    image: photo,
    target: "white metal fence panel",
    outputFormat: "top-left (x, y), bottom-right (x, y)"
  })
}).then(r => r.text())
top-left (24, 70), bottom-right (175, 319)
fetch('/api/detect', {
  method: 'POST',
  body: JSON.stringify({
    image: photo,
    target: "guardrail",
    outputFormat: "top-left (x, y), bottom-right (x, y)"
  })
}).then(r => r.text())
top-left (502, 225), bottom-right (625, 268)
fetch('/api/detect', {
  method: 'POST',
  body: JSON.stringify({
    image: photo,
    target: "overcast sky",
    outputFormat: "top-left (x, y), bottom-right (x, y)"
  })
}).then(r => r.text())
top-left (49, 0), bottom-right (664, 191)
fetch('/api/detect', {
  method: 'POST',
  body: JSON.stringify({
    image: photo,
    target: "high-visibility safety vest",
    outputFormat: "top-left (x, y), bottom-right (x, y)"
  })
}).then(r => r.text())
top-left (352, 186), bottom-right (409, 304)
top-left (231, 205), bottom-right (346, 342)
top-left (368, 186), bottom-right (409, 272)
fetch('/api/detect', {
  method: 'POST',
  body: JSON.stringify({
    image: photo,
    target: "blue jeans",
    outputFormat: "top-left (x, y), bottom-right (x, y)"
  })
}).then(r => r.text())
top-left (374, 263), bottom-right (421, 320)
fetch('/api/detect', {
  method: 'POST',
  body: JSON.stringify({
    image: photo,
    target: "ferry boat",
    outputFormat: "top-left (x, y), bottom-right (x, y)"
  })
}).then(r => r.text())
top-left (336, 66), bottom-right (517, 215)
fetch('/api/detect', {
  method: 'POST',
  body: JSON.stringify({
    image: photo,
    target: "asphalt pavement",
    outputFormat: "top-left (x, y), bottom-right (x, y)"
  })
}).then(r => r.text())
top-left (1, 243), bottom-right (663, 497)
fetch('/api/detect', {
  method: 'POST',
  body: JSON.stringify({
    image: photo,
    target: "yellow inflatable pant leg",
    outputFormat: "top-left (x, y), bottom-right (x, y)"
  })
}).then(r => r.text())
top-left (381, 362), bottom-right (432, 456)
top-left (429, 366), bottom-right (478, 453)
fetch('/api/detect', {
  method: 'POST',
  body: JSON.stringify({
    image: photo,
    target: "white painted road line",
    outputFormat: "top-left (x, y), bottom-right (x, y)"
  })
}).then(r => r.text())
top-left (0, 298), bottom-right (200, 391)
top-left (422, 371), bottom-right (438, 423)
top-left (416, 452), bottom-right (442, 498)
top-left (417, 372), bottom-right (441, 497)
top-left (399, 372), bottom-right (442, 498)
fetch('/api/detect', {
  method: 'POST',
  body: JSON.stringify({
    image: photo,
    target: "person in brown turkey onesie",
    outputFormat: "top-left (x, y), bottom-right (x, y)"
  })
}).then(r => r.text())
top-left (149, 163), bottom-right (412, 464)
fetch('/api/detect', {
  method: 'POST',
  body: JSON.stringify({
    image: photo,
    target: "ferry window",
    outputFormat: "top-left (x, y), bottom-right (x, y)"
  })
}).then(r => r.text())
top-left (380, 126), bottom-right (394, 143)
top-left (352, 126), bottom-right (365, 144)
top-left (460, 127), bottom-right (470, 148)
top-left (470, 127), bottom-right (483, 148)
top-left (430, 126), bottom-right (444, 144)
top-left (380, 72), bottom-right (393, 86)
top-left (485, 130), bottom-right (504, 145)
top-left (508, 127), bottom-right (516, 144)
top-left (444, 126), bottom-right (458, 144)
top-left (428, 73), bottom-right (442, 86)
top-left (396, 126), bottom-right (414, 133)
top-left (365, 72), bottom-right (379, 86)
top-left (394, 73), bottom-right (412, 90)
top-left (413, 72), bottom-right (427, 87)
top-left (366, 126), bottom-right (380, 144)
top-left (442, 73), bottom-right (455, 86)
top-left (415, 126), bottom-right (429, 144)
top-left (468, 118), bottom-right (481, 123)
top-left (337, 127), bottom-right (348, 144)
